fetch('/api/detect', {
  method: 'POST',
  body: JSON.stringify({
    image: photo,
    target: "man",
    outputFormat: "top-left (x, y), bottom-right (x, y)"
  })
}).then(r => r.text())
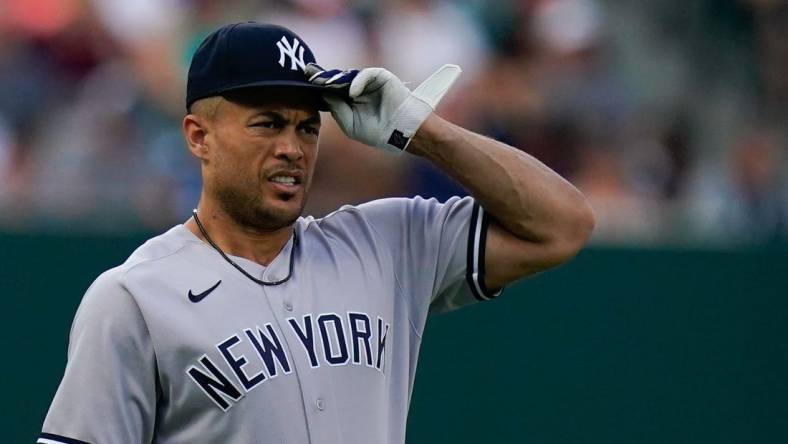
top-left (39, 22), bottom-right (594, 444)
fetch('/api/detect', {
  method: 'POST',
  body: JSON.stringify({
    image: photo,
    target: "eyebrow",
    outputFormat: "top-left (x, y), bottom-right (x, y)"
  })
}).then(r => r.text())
top-left (253, 111), bottom-right (320, 126)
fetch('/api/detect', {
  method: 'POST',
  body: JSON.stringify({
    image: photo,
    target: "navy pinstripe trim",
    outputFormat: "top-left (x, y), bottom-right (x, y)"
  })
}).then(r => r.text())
top-left (465, 203), bottom-right (501, 301)
top-left (38, 432), bottom-right (90, 444)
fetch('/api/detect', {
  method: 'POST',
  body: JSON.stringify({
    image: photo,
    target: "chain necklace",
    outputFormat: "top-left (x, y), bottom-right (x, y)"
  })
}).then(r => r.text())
top-left (192, 209), bottom-right (297, 286)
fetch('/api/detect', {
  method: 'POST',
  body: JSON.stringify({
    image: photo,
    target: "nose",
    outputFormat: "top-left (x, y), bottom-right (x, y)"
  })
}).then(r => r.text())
top-left (273, 129), bottom-right (304, 161)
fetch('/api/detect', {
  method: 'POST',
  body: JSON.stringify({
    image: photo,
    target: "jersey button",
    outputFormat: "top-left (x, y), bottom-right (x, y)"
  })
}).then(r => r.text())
top-left (316, 398), bottom-right (325, 411)
top-left (284, 301), bottom-right (293, 311)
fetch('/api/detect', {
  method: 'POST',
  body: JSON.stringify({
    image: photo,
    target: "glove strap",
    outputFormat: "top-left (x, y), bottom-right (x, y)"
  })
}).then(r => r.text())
top-left (386, 64), bottom-right (462, 152)
top-left (386, 97), bottom-right (434, 150)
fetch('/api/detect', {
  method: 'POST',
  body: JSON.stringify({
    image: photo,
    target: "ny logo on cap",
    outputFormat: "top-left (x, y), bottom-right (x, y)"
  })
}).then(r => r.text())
top-left (276, 36), bottom-right (306, 71)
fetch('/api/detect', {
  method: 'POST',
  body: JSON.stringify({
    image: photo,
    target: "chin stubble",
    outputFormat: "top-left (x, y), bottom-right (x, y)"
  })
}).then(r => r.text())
top-left (214, 179), bottom-right (306, 231)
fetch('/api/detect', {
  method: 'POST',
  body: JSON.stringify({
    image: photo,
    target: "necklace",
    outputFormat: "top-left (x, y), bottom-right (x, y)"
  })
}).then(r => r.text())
top-left (192, 209), bottom-right (297, 286)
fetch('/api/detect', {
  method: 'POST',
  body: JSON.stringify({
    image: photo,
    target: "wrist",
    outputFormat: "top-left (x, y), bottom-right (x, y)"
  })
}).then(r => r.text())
top-left (408, 113), bottom-right (454, 157)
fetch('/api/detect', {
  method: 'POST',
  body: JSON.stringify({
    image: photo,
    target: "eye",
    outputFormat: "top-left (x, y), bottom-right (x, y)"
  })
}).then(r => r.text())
top-left (250, 121), bottom-right (283, 129)
top-left (301, 125), bottom-right (320, 136)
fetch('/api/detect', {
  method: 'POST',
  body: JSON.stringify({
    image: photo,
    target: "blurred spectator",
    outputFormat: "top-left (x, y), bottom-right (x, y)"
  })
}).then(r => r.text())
top-left (687, 125), bottom-right (788, 245)
top-left (0, 0), bottom-right (785, 248)
top-left (573, 142), bottom-right (667, 245)
top-left (375, 0), bottom-right (489, 84)
top-left (748, 0), bottom-right (788, 119)
top-left (264, 0), bottom-right (371, 68)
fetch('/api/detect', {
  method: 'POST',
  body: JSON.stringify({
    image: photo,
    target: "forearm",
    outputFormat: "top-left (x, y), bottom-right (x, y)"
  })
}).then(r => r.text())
top-left (408, 114), bottom-right (594, 245)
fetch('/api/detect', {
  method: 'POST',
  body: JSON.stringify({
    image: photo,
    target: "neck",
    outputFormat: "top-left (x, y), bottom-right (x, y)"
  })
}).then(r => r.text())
top-left (185, 199), bottom-right (294, 267)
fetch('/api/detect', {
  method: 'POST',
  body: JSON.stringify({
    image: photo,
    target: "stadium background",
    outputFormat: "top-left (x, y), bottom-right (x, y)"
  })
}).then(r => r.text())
top-left (1, 0), bottom-right (786, 442)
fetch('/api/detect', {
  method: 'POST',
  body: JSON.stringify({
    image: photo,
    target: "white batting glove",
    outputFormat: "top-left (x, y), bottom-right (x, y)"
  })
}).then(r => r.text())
top-left (306, 63), bottom-right (462, 154)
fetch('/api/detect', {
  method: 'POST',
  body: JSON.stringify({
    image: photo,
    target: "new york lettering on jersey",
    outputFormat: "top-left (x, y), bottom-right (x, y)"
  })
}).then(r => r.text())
top-left (187, 312), bottom-right (390, 411)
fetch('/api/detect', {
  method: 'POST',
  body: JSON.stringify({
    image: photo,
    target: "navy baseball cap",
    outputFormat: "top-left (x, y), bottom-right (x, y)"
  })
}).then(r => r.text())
top-left (186, 22), bottom-right (329, 111)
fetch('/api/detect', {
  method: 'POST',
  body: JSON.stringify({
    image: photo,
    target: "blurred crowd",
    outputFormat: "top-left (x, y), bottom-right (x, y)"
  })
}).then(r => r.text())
top-left (0, 0), bottom-right (786, 246)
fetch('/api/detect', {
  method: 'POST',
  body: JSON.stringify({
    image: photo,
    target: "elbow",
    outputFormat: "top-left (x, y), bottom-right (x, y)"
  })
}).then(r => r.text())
top-left (502, 192), bottom-right (596, 277)
top-left (574, 197), bottom-right (596, 247)
top-left (548, 196), bottom-right (596, 265)
top-left (567, 194), bottom-right (596, 250)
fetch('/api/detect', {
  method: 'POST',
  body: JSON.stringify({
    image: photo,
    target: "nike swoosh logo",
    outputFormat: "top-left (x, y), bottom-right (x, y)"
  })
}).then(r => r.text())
top-left (188, 280), bottom-right (222, 303)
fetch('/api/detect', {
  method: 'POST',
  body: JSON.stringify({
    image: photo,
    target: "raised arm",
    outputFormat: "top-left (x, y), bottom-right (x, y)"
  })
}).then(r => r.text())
top-left (408, 114), bottom-right (595, 288)
top-left (307, 63), bottom-right (594, 288)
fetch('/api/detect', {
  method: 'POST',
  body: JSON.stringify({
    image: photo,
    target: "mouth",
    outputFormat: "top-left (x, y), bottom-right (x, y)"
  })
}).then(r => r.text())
top-left (267, 170), bottom-right (304, 195)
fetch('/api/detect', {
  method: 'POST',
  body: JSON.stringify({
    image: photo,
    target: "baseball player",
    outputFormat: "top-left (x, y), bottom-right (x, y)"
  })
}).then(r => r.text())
top-left (38, 22), bottom-right (594, 444)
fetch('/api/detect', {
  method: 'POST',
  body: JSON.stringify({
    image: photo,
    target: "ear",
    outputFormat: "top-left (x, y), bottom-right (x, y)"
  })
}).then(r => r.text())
top-left (183, 114), bottom-right (210, 160)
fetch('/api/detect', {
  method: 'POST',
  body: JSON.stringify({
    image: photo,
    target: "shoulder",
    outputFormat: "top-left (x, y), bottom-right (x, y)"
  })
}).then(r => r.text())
top-left (73, 226), bottom-right (197, 329)
top-left (72, 265), bottom-right (144, 339)
top-left (351, 195), bottom-right (465, 216)
top-left (122, 225), bottom-right (199, 272)
top-left (301, 195), bottom-right (468, 230)
top-left (82, 225), bottom-right (198, 301)
top-left (295, 196), bottom-right (474, 255)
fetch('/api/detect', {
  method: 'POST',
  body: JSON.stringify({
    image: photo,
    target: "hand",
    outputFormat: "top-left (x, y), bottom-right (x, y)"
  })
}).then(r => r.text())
top-left (306, 63), bottom-right (461, 154)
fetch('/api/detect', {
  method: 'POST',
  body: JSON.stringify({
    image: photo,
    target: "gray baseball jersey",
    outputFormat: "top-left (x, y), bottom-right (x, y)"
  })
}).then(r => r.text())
top-left (39, 196), bottom-right (502, 444)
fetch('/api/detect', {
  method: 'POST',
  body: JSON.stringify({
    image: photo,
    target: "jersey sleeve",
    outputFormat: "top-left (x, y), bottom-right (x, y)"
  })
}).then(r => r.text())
top-left (39, 268), bottom-right (158, 444)
top-left (356, 196), bottom-right (503, 318)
